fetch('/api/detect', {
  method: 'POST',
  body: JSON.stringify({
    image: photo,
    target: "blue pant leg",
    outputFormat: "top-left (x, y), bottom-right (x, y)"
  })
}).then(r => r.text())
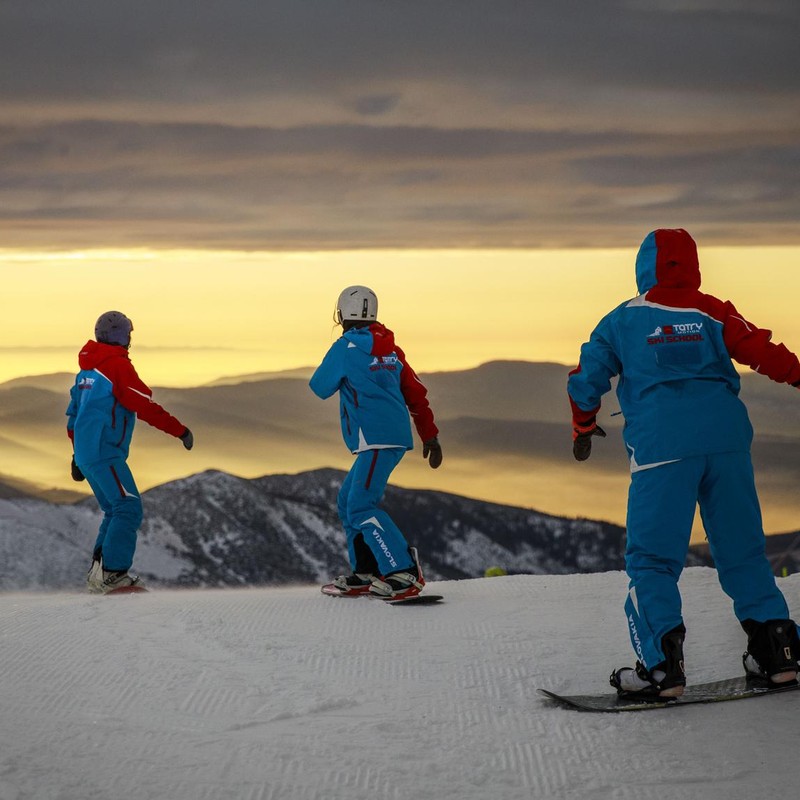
top-left (343, 448), bottom-right (413, 576)
top-left (337, 462), bottom-right (378, 573)
top-left (624, 458), bottom-right (701, 669)
top-left (84, 470), bottom-right (113, 557)
top-left (699, 451), bottom-right (789, 622)
top-left (337, 463), bottom-right (358, 569)
top-left (83, 459), bottom-right (143, 571)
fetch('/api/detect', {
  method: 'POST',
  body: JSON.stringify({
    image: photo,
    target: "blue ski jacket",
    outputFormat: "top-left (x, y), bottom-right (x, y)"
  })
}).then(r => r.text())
top-left (66, 340), bottom-right (186, 467)
top-left (568, 229), bottom-right (800, 471)
top-left (310, 323), bottom-right (438, 453)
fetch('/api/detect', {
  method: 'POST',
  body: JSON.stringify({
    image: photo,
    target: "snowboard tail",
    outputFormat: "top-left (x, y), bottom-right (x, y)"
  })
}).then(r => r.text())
top-left (539, 675), bottom-right (800, 712)
top-left (382, 593), bottom-right (443, 605)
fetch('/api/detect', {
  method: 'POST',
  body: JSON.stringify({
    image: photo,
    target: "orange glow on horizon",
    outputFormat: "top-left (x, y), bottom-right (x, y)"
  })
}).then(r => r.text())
top-left (1, 245), bottom-right (799, 386)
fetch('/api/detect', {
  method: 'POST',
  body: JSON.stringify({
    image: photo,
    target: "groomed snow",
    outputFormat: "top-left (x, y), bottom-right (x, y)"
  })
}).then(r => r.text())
top-left (2, 568), bottom-right (799, 799)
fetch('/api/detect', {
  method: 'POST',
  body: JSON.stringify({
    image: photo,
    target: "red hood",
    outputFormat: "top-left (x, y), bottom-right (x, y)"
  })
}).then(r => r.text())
top-left (78, 340), bottom-right (130, 371)
top-left (635, 228), bottom-right (701, 292)
top-left (656, 228), bottom-right (700, 289)
top-left (369, 323), bottom-right (397, 357)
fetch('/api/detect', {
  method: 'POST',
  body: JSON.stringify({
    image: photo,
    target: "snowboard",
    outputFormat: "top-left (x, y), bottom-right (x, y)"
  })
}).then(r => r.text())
top-left (320, 584), bottom-right (443, 605)
top-left (539, 675), bottom-right (800, 713)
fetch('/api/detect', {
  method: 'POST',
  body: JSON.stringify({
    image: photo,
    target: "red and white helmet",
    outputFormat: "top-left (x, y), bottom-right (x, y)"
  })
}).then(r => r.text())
top-left (336, 285), bottom-right (378, 325)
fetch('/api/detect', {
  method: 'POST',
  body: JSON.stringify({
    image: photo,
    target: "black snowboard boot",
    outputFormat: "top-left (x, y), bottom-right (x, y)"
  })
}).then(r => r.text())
top-left (741, 619), bottom-right (800, 684)
top-left (610, 624), bottom-right (687, 699)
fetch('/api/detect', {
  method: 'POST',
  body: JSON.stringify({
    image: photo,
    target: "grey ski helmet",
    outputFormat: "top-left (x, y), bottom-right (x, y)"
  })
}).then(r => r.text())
top-left (336, 286), bottom-right (378, 325)
top-left (95, 311), bottom-right (133, 347)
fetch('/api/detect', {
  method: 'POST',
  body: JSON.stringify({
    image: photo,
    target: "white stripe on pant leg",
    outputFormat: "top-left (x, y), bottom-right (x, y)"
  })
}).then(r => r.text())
top-left (359, 517), bottom-right (398, 570)
top-left (629, 586), bottom-right (639, 615)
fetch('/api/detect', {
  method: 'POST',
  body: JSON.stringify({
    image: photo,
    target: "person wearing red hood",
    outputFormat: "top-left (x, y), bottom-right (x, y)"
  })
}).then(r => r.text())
top-left (66, 311), bottom-right (193, 594)
top-left (310, 285), bottom-right (442, 600)
top-left (568, 229), bottom-right (800, 699)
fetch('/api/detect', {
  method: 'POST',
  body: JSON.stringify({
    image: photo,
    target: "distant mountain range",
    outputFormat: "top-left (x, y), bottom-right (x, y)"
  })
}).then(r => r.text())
top-left (0, 467), bottom-right (721, 592)
top-left (2, 360), bottom-right (800, 534)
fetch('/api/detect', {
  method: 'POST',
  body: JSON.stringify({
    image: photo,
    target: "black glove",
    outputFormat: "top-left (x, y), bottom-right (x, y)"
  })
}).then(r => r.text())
top-left (180, 428), bottom-right (194, 451)
top-left (572, 421), bottom-right (606, 462)
top-left (423, 437), bottom-right (443, 469)
top-left (71, 456), bottom-right (85, 482)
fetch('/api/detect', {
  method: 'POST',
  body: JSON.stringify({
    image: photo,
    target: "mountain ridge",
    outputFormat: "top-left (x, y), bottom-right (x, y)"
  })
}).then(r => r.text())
top-left (1, 466), bottom-right (720, 592)
top-left (3, 360), bottom-right (800, 536)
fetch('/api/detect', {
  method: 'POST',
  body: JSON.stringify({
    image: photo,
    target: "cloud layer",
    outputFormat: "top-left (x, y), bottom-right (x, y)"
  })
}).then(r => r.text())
top-left (2, 0), bottom-right (799, 248)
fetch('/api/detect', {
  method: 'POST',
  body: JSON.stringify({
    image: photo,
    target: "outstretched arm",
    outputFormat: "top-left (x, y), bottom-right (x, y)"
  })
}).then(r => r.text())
top-left (106, 359), bottom-right (187, 438)
top-left (396, 345), bottom-right (438, 443)
top-left (717, 300), bottom-right (800, 385)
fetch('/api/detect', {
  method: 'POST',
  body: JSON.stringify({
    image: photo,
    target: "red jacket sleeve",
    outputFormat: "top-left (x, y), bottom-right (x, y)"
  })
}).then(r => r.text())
top-left (106, 358), bottom-right (187, 437)
top-left (710, 297), bottom-right (800, 385)
top-left (567, 363), bottom-right (602, 427)
top-left (646, 287), bottom-right (800, 386)
top-left (396, 346), bottom-right (439, 442)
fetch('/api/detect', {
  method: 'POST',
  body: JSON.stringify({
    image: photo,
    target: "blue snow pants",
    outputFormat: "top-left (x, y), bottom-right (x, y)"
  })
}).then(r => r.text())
top-left (82, 458), bottom-right (143, 572)
top-left (624, 451), bottom-right (789, 669)
top-left (337, 448), bottom-right (414, 576)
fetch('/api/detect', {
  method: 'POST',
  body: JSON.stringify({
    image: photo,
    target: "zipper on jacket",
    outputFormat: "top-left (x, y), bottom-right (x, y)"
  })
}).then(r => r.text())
top-left (111, 399), bottom-right (117, 427)
top-left (343, 407), bottom-right (351, 435)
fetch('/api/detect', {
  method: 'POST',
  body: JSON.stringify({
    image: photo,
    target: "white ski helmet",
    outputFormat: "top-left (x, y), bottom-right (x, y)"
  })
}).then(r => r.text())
top-left (336, 285), bottom-right (378, 325)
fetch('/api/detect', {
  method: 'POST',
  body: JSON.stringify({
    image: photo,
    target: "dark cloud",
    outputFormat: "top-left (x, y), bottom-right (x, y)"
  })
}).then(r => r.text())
top-left (1, 1), bottom-right (799, 248)
top-left (351, 94), bottom-right (402, 116)
top-left (3, 2), bottom-right (799, 99)
top-left (0, 0), bottom-right (800, 97)
top-left (1, 119), bottom-right (797, 248)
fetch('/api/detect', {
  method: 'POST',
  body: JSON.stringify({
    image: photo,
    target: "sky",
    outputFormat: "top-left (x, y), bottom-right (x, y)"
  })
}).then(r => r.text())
top-left (1, 0), bottom-right (800, 383)
top-left (1, 1), bottom-right (799, 252)
top-left (3, 246), bottom-right (800, 386)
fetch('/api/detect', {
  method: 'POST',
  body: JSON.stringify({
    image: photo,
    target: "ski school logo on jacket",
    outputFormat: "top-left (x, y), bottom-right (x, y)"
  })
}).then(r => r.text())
top-left (647, 322), bottom-right (704, 345)
top-left (369, 355), bottom-right (399, 371)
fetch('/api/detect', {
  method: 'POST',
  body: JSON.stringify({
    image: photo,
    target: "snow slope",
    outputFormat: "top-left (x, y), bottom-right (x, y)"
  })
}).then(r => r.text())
top-left (3, 569), bottom-right (800, 800)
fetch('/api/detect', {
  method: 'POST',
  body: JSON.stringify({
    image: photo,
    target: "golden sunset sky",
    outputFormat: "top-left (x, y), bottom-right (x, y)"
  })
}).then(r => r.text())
top-left (3, 245), bottom-right (800, 386)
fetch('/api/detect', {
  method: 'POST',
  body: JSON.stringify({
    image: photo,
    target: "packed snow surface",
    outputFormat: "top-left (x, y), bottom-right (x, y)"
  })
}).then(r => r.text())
top-left (3, 569), bottom-right (800, 799)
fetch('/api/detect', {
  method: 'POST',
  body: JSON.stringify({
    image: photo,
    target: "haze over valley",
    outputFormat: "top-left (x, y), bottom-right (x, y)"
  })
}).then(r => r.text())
top-left (3, 360), bottom-right (800, 540)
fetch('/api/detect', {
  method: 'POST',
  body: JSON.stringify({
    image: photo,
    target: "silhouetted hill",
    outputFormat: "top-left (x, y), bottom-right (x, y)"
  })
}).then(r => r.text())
top-left (2, 361), bottom-right (800, 533)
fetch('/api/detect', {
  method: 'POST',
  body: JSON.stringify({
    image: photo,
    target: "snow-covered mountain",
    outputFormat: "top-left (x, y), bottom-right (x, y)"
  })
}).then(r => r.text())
top-left (0, 468), bottom-right (715, 591)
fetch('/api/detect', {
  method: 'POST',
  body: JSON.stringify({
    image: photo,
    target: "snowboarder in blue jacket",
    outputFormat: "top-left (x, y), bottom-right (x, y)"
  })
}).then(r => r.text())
top-left (310, 286), bottom-right (442, 600)
top-left (568, 229), bottom-right (800, 698)
top-left (66, 311), bottom-right (194, 594)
